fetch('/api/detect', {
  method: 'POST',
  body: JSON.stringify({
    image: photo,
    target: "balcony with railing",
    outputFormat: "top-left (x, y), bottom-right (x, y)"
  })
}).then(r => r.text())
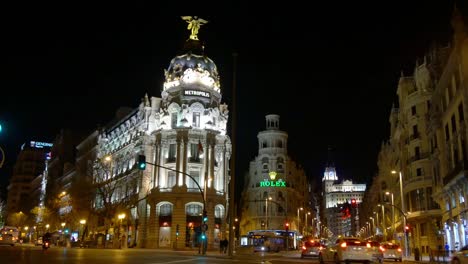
top-left (408, 152), bottom-right (431, 163)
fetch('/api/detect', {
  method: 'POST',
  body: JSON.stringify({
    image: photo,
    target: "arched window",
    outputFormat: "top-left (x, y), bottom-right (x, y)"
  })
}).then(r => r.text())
top-left (277, 140), bottom-right (282, 148)
top-left (159, 204), bottom-right (172, 216)
top-left (215, 205), bottom-right (225, 218)
top-left (186, 204), bottom-right (203, 216)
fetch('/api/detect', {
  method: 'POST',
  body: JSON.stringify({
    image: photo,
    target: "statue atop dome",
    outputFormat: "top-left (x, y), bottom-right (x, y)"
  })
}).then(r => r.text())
top-left (181, 16), bottom-right (208, 40)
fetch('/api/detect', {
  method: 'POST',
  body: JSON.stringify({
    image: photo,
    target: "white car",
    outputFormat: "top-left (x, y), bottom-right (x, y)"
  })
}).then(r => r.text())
top-left (381, 242), bottom-right (402, 262)
top-left (319, 237), bottom-right (381, 264)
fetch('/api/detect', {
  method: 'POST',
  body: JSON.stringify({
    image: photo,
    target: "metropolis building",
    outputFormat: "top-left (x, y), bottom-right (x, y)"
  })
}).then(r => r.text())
top-left (239, 115), bottom-right (309, 239)
top-left (76, 23), bottom-right (232, 249)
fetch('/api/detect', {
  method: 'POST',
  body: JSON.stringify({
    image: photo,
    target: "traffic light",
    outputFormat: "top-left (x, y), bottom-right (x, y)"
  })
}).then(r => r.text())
top-left (203, 210), bottom-right (208, 222)
top-left (137, 155), bottom-right (146, 170)
top-left (351, 198), bottom-right (357, 208)
top-left (176, 224), bottom-right (179, 236)
top-left (285, 222), bottom-right (289, 232)
top-left (201, 233), bottom-right (206, 240)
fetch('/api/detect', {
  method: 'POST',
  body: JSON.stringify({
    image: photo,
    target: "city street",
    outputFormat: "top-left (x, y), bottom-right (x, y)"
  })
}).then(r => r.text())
top-left (0, 244), bottom-right (319, 264)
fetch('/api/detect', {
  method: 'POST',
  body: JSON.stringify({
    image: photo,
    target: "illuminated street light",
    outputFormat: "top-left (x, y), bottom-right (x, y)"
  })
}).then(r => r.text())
top-left (392, 170), bottom-right (409, 257)
top-left (385, 191), bottom-right (395, 235)
top-left (297, 207), bottom-right (303, 232)
top-left (118, 213), bottom-right (126, 249)
top-left (265, 197), bottom-right (272, 229)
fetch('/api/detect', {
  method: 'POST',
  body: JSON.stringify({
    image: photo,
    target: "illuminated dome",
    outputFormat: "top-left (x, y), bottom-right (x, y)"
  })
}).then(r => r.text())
top-left (163, 53), bottom-right (220, 93)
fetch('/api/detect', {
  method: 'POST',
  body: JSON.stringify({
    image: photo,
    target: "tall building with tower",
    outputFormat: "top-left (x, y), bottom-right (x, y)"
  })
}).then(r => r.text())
top-left (75, 17), bottom-right (232, 250)
top-left (239, 114), bottom-right (309, 241)
top-left (322, 162), bottom-right (366, 237)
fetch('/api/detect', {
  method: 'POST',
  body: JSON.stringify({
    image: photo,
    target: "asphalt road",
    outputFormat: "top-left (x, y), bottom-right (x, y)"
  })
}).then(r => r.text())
top-left (0, 244), bottom-right (319, 264)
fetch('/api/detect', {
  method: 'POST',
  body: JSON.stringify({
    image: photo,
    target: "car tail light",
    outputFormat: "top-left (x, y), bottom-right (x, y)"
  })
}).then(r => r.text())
top-left (380, 246), bottom-right (385, 252)
top-left (397, 248), bottom-right (402, 252)
top-left (302, 246), bottom-right (306, 250)
top-left (341, 242), bottom-right (347, 248)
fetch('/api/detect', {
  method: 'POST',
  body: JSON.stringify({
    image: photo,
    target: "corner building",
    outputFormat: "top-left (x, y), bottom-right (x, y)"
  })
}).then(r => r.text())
top-left (240, 115), bottom-right (309, 236)
top-left (91, 38), bottom-right (231, 249)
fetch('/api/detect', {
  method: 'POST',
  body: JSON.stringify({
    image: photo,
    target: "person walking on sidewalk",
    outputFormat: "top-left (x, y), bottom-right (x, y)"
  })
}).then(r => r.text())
top-left (222, 238), bottom-right (228, 254)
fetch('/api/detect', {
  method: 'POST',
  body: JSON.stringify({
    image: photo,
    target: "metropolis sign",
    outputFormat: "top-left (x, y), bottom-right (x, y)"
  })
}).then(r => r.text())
top-left (260, 178), bottom-right (286, 187)
top-left (184, 90), bottom-right (210, 98)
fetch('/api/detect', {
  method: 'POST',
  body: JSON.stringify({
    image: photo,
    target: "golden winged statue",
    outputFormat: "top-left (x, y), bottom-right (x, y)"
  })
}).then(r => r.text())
top-left (181, 16), bottom-right (208, 40)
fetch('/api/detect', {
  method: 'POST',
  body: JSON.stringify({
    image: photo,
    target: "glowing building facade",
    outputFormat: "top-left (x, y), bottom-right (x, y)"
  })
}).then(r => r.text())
top-left (240, 115), bottom-right (309, 237)
top-left (85, 33), bottom-right (231, 249)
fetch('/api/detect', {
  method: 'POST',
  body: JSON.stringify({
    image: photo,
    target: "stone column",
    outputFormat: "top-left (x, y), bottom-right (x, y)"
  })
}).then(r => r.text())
top-left (146, 199), bottom-right (157, 248)
top-left (176, 137), bottom-right (181, 186)
top-left (172, 198), bottom-right (186, 249)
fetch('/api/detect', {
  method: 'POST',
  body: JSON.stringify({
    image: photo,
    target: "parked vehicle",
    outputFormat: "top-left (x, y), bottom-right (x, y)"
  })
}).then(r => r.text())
top-left (319, 237), bottom-right (381, 264)
top-left (381, 242), bottom-right (402, 262)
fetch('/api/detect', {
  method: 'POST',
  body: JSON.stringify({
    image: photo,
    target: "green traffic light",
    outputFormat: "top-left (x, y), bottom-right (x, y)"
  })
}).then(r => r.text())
top-left (0, 123), bottom-right (2, 133)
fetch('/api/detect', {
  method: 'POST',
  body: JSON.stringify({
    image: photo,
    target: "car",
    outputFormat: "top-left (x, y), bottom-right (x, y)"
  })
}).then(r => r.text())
top-left (365, 240), bottom-right (383, 263)
top-left (301, 240), bottom-right (325, 258)
top-left (319, 237), bottom-right (381, 264)
top-left (451, 245), bottom-right (468, 264)
top-left (35, 236), bottom-right (43, 246)
top-left (0, 234), bottom-right (15, 246)
top-left (381, 243), bottom-right (402, 262)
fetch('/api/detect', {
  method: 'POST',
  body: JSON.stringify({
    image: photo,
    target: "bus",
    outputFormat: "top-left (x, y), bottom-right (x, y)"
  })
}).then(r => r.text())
top-left (241, 230), bottom-right (298, 252)
top-left (1, 226), bottom-right (19, 242)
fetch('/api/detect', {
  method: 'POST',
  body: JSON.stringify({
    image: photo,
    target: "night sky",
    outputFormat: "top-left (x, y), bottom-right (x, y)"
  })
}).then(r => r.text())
top-left (1, 1), bottom-right (467, 201)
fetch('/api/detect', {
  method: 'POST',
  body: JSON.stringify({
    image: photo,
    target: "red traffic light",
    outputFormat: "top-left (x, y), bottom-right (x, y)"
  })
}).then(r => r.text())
top-left (351, 199), bottom-right (357, 207)
top-left (285, 222), bottom-right (289, 231)
top-left (404, 225), bottom-right (410, 233)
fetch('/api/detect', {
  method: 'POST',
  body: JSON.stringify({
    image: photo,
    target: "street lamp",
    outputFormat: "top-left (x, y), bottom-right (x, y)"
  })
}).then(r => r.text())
top-left (265, 197), bottom-right (272, 229)
top-left (297, 207), bottom-right (303, 233)
top-left (305, 212), bottom-right (311, 236)
top-left (79, 219), bottom-right (86, 242)
top-left (378, 204), bottom-right (386, 238)
top-left (392, 170), bottom-right (409, 257)
top-left (385, 191), bottom-right (395, 236)
top-left (369, 217), bottom-right (375, 237)
top-left (118, 213), bottom-right (126, 249)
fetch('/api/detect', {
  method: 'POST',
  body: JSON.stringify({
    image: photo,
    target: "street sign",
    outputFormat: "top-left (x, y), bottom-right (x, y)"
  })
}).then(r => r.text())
top-left (201, 224), bottom-right (208, 231)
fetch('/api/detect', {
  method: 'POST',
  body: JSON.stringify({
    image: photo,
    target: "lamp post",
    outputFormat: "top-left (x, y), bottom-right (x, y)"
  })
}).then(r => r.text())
top-left (79, 219), bottom-right (86, 242)
top-left (61, 223), bottom-right (65, 246)
top-left (265, 196), bottom-right (272, 229)
top-left (385, 191), bottom-right (395, 237)
top-left (378, 204), bottom-right (386, 238)
top-left (118, 213), bottom-right (126, 249)
top-left (305, 212), bottom-right (311, 236)
top-left (369, 217), bottom-right (375, 237)
top-left (392, 170), bottom-right (409, 257)
top-left (297, 207), bottom-right (303, 233)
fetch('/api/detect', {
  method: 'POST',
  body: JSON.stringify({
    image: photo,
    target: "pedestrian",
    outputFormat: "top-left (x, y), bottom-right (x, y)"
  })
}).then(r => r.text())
top-left (219, 239), bottom-right (224, 253)
top-left (445, 243), bottom-right (450, 260)
top-left (223, 238), bottom-right (228, 254)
